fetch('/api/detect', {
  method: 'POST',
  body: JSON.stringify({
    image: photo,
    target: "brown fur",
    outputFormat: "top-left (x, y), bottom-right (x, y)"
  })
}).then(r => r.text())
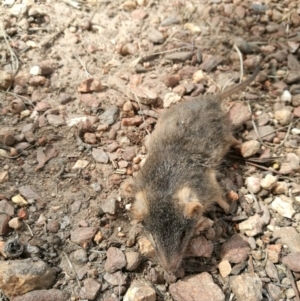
top-left (132, 66), bottom-right (260, 273)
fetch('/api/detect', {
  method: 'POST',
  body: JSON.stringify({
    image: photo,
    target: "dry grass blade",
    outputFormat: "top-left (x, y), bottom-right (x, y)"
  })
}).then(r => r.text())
top-left (233, 44), bottom-right (244, 83)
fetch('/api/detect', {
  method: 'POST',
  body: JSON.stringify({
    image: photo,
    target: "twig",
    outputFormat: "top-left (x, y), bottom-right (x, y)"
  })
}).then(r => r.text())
top-left (246, 161), bottom-right (282, 175)
top-left (287, 268), bottom-right (300, 301)
top-left (73, 53), bottom-right (92, 78)
top-left (40, 16), bottom-right (76, 47)
top-left (25, 223), bottom-right (34, 237)
top-left (62, 251), bottom-right (81, 287)
top-left (247, 185), bottom-right (261, 213)
top-left (5, 91), bottom-right (36, 108)
top-left (233, 44), bottom-right (244, 83)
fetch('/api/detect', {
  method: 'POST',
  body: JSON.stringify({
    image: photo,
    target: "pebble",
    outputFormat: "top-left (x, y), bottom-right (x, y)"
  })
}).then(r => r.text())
top-left (274, 109), bottom-right (293, 125)
top-left (218, 260), bottom-right (231, 278)
top-left (228, 103), bottom-right (251, 128)
top-left (78, 77), bottom-right (103, 92)
top-left (122, 146), bottom-right (136, 161)
top-left (0, 200), bottom-right (15, 216)
top-left (220, 234), bottom-right (250, 263)
top-left (46, 114), bottom-right (65, 127)
top-left (260, 174), bottom-right (277, 190)
top-left (0, 70), bottom-right (14, 90)
top-left (29, 75), bottom-right (46, 86)
top-left (84, 133), bottom-right (97, 144)
top-left (267, 244), bottom-right (282, 263)
top-left (0, 214), bottom-right (12, 235)
top-left (185, 236), bottom-right (213, 258)
top-left (282, 252), bottom-right (300, 272)
top-left (0, 259), bottom-right (56, 298)
top-left (164, 75), bottom-right (180, 88)
top-left (104, 247), bottom-right (126, 273)
top-left (80, 278), bottom-right (102, 300)
top-left (59, 93), bottom-right (72, 104)
top-left (47, 220), bottom-right (60, 233)
top-left (265, 259), bottom-right (279, 282)
top-left (238, 214), bottom-right (265, 236)
top-left (169, 272), bottom-right (225, 301)
top-left (184, 23), bottom-right (201, 33)
top-left (138, 237), bottom-right (155, 258)
top-left (273, 227), bottom-right (300, 252)
top-left (92, 148), bottom-right (109, 164)
top-left (80, 94), bottom-right (100, 107)
top-left (10, 289), bottom-right (69, 301)
top-left (70, 227), bottom-right (98, 246)
top-left (256, 112), bottom-right (270, 126)
top-left (100, 198), bottom-right (116, 215)
top-left (72, 249), bottom-right (88, 264)
top-left (163, 92), bottom-right (181, 108)
top-left (100, 106), bottom-right (119, 125)
top-left (231, 273), bottom-right (262, 301)
top-left (72, 159), bottom-right (89, 169)
top-left (124, 280), bottom-right (156, 301)
top-left (122, 116), bottom-right (143, 126)
top-left (287, 153), bottom-right (300, 171)
top-left (125, 251), bottom-right (142, 271)
top-left (240, 140), bottom-right (260, 158)
top-left (266, 283), bottom-right (283, 301)
top-left (12, 194), bottom-right (28, 206)
top-left (164, 52), bottom-right (193, 62)
top-left (148, 28), bottom-right (164, 44)
top-left (271, 196), bottom-right (295, 218)
top-left (245, 176), bottom-right (261, 193)
top-left (246, 125), bottom-right (275, 142)
top-left (103, 271), bottom-right (127, 286)
top-left (272, 182), bottom-right (288, 195)
top-left (281, 90), bottom-right (292, 102)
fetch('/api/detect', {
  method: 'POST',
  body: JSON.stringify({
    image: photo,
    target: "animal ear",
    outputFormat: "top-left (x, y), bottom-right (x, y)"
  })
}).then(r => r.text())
top-left (132, 191), bottom-right (148, 221)
top-left (177, 187), bottom-right (203, 218)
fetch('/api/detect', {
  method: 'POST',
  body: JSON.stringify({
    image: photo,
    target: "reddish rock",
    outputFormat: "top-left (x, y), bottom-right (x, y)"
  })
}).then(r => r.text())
top-left (228, 103), bottom-right (251, 128)
top-left (185, 236), bottom-right (213, 258)
top-left (164, 74), bottom-right (180, 88)
top-left (282, 252), bottom-right (300, 272)
top-left (47, 220), bottom-right (60, 233)
top-left (14, 71), bottom-right (30, 87)
top-left (122, 116), bottom-right (143, 126)
top-left (78, 77), bottom-right (103, 92)
top-left (273, 227), bottom-right (300, 252)
top-left (104, 247), bottom-right (126, 273)
top-left (80, 94), bottom-right (100, 107)
top-left (122, 146), bottom-right (136, 161)
top-left (294, 106), bottom-right (300, 117)
top-left (80, 278), bottom-right (101, 300)
top-left (70, 227), bottom-right (98, 246)
top-left (123, 280), bottom-right (156, 301)
top-left (0, 213), bottom-right (12, 235)
top-left (84, 132), bottom-right (97, 144)
top-left (267, 244), bottom-right (282, 263)
top-left (169, 272), bottom-right (225, 301)
top-left (220, 234), bottom-right (250, 264)
top-left (29, 76), bottom-right (46, 86)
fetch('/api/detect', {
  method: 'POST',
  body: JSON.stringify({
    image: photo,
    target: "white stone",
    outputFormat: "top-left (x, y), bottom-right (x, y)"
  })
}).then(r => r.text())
top-left (163, 92), bottom-right (181, 108)
top-left (245, 176), bottom-right (261, 194)
top-left (271, 197), bottom-right (295, 218)
top-left (274, 109), bottom-right (292, 126)
top-left (72, 159), bottom-right (89, 169)
top-left (260, 174), bottom-right (277, 190)
top-left (30, 66), bottom-right (41, 75)
top-left (281, 90), bottom-right (292, 102)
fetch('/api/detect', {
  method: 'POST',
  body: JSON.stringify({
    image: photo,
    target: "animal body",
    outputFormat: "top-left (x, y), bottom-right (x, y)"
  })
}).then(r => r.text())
top-left (132, 66), bottom-right (260, 273)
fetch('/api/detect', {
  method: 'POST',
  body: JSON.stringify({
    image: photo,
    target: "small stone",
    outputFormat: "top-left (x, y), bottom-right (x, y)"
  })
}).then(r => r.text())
top-left (92, 149), bottom-right (109, 164)
top-left (72, 249), bottom-right (88, 264)
top-left (12, 194), bottom-right (28, 206)
top-left (169, 272), bottom-right (225, 301)
top-left (138, 237), bottom-right (155, 258)
top-left (100, 198), bottom-right (116, 215)
top-left (282, 252), bottom-right (300, 272)
top-left (47, 114), bottom-right (64, 127)
top-left (256, 112), bottom-right (270, 126)
top-left (0, 200), bottom-right (15, 216)
top-left (164, 75), bottom-right (180, 88)
top-left (265, 259), bottom-right (279, 282)
top-left (8, 217), bottom-right (22, 230)
top-left (228, 103), bottom-right (251, 128)
top-left (163, 92), bottom-right (181, 108)
top-left (241, 140), bottom-right (260, 158)
top-left (231, 273), bottom-right (262, 301)
top-left (80, 94), bottom-right (100, 107)
top-left (0, 259), bottom-right (56, 298)
top-left (100, 107), bottom-right (119, 125)
top-left (164, 52), bottom-right (193, 62)
top-left (281, 90), bottom-right (292, 102)
top-left (272, 182), bottom-right (288, 195)
top-left (271, 196), bottom-right (295, 218)
top-left (29, 66), bottom-right (41, 75)
top-left (287, 153), bottom-right (300, 171)
top-left (185, 236), bottom-right (213, 258)
top-left (274, 109), bottom-right (293, 125)
top-left (80, 278), bottom-right (101, 300)
top-left (125, 251), bottom-right (142, 271)
top-left (72, 159), bottom-right (89, 169)
top-left (103, 271), bottom-right (127, 286)
top-left (260, 174), bottom-right (277, 190)
top-left (0, 70), bottom-right (14, 90)
top-left (122, 116), bottom-right (143, 126)
top-left (104, 141), bottom-right (119, 152)
top-left (267, 244), bottom-right (282, 263)
top-left (105, 247), bottom-right (127, 273)
top-left (266, 283), bottom-right (283, 301)
top-left (131, 9), bottom-right (148, 20)
top-left (47, 220), bottom-right (60, 233)
top-left (10, 289), bottom-right (69, 301)
top-left (273, 227), bottom-right (300, 252)
top-left (70, 227), bottom-right (98, 246)
top-left (0, 213), bottom-right (12, 235)
top-left (83, 133), bottom-right (97, 144)
top-left (59, 93), bottom-right (73, 104)
top-left (245, 176), bottom-right (261, 193)
top-left (220, 234), bottom-right (250, 263)
top-left (124, 280), bottom-right (156, 301)
top-left (238, 214), bottom-right (265, 236)
top-left (0, 171), bottom-right (9, 184)
top-left (246, 125), bottom-right (275, 142)
top-left (78, 77), bottom-right (102, 92)
top-left (122, 147), bottom-right (136, 161)
top-left (148, 28), bottom-right (164, 44)
top-left (218, 260), bottom-right (231, 278)
top-left (184, 23), bottom-right (201, 33)
top-left (29, 76), bottom-right (46, 86)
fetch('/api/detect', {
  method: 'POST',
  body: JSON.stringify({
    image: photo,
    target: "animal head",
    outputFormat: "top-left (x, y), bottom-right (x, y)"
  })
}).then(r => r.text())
top-left (132, 187), bottom-right (203, 273)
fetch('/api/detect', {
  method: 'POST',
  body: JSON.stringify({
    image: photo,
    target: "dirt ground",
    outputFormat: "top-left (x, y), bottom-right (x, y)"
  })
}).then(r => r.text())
top-left (1, 0), bottom-right (300, 300)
